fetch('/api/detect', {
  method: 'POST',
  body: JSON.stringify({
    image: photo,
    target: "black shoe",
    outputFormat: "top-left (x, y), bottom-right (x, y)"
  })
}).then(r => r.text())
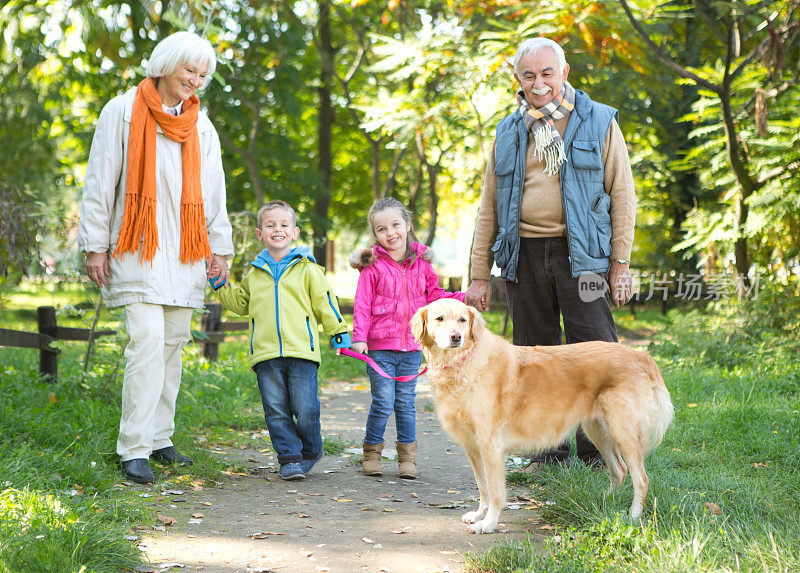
top-left (151, 446), bottom-right (193, 466)
top-left (121, 458), bottom-right (155, 483)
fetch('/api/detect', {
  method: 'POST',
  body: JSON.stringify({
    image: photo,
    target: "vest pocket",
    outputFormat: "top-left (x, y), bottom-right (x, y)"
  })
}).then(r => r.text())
top-left (494, 131), bottom-right (518, 175)
top-left (571, 140), bottom-right (603, 170)
top-left (491, 227), bottom-right (511, 269)
top-left (588, 193), bottom-right (612, 258)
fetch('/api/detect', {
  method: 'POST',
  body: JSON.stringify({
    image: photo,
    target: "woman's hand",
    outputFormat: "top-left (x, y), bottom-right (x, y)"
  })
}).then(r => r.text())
top-left (350, 341), bottom-right (368, 354)
top-left (85, 252), bottom-right (111, 288)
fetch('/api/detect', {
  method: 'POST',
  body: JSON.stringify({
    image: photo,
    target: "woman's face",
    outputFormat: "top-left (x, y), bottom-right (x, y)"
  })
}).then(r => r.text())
top-left (157, 61), bottom-right (209, 107)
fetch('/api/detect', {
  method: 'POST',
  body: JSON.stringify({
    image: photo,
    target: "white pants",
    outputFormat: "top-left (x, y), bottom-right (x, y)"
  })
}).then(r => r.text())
top-left (117, 303), bottom-right (193, 461)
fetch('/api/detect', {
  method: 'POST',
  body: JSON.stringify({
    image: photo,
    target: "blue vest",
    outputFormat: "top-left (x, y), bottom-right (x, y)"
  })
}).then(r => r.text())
top-left (491, 90), bottom-right (618, 281)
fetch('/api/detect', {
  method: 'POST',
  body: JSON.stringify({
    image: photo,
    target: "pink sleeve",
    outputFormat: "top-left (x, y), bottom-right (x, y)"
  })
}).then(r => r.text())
top-left (352, 268), bottom-right (375, 342)
top-left (424, 261), bottom-right (466, 303)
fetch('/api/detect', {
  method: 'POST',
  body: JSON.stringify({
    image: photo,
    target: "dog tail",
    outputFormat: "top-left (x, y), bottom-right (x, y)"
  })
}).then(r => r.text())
top-left (642, 354), bottom-right (674, 452)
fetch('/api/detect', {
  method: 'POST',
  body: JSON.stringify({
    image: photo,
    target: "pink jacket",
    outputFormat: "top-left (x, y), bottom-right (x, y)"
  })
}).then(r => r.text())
top-left (350, 242), bottom-right (466, 352)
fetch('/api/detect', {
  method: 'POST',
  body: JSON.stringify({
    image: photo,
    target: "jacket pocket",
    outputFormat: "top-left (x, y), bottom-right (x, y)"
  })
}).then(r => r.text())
top-left (588, 192), bottom-right (612, 258)
top-left (250, 318), bottom-right (256, 354)
top-left (370, 296), bottom-right (397, 339)
top-left (571, 139), bottom-right (603, 170)
top-left (306, 316), bottom-right (314, 351)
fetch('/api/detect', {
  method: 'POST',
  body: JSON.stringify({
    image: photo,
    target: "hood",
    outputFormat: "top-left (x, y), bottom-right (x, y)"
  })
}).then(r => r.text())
top-left (348, 241), bottom-right (432, 270)
top-left (252, 246), bottom-right (315, 269)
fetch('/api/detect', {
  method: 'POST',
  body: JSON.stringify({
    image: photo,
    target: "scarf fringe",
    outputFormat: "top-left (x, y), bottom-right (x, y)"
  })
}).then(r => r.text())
top-left (113, 194), bottom-right (159, 264)
top-left (179, 203), bottom-right (213, 264)
top-left (532, 126), bottom-right (566, 177)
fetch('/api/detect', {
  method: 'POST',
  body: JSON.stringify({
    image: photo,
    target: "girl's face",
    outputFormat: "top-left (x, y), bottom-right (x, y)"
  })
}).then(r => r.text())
top-left (372, 207), bottom-right (410, 261)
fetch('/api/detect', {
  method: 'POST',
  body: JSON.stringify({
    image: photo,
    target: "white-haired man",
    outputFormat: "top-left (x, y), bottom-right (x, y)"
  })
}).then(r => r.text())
top-left (78, 31), bottom-right (234, 483)
top-left (465, 37), bottom-right (636, 468)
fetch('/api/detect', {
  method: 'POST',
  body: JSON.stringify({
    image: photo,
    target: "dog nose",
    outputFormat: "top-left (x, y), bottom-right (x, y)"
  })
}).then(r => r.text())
top-left (450, 332), bottom-right (462, 345)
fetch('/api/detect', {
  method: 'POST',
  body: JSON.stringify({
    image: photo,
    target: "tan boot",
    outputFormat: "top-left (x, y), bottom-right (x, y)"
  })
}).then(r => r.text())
top-left (396, 441), bottom-right (418, 479)
top-left (362, 440), bottom-right (384, 476)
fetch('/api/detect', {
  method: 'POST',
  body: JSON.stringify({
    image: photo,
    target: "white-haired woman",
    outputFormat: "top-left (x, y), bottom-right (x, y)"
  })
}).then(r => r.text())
top-left (78, 31), bottom-right (234, 484)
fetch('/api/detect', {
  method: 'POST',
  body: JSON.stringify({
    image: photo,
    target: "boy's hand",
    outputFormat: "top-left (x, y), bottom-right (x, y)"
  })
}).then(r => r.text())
top-left (206, 254), bottom-right (230, 288)
top-left (350, 341), bottom-right (368, 354)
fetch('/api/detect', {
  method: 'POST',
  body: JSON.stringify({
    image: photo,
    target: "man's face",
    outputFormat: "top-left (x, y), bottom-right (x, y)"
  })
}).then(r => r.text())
top-left (514, 47), bottom-right (570, 108)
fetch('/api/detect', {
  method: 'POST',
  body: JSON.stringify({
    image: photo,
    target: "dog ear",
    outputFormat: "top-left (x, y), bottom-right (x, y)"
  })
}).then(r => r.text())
top-left (468, 304), bottom-right (486, 341)
top-left (410, 305), bottom-right (430, 344)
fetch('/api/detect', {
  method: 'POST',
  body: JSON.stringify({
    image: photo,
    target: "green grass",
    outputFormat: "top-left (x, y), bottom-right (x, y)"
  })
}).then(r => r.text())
top-left (0, 283), bottom-right (371, 571)
top-left (6, 282), bottom-right (799, 572)
top-left (468, 292), bottom-right (800, 572)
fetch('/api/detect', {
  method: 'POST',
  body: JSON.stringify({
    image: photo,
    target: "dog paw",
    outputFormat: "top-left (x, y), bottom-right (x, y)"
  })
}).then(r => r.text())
top-left (467, 519), bottom-right (497, 534)
top-left (461, 510), bottom-right (484, 524)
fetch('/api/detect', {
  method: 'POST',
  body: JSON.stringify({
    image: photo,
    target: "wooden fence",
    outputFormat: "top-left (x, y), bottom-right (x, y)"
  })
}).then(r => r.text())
top-left (0, 306), bottom-right (115, 382)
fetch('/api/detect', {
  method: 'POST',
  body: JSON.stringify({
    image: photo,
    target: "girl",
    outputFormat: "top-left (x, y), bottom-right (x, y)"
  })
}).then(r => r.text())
top-left (349, 198), bottom-right (466, 478)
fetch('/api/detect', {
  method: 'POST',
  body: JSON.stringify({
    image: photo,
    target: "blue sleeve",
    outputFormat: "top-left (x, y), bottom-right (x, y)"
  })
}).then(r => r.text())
top-left (331, 332), bottom-right (352, 349)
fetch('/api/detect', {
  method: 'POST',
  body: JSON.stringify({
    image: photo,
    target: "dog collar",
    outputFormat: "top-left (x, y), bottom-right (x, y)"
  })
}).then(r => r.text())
top-left (439, 347), bottom-right (475, 370)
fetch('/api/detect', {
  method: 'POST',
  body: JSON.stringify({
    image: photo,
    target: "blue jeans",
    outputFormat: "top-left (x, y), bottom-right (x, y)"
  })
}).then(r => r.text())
top-left (254, 358), bottom-right (322, 465)
top-left (364, 350), bottom-right (421, 445)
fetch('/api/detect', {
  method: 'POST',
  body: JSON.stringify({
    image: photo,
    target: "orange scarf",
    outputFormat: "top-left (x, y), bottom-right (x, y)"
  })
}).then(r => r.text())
top-left (113, 77), bottom-right (212, 265)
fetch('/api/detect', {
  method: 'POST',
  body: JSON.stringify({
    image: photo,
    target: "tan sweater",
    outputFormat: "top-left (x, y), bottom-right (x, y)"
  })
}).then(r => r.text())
top-left (470, 114), bottom-right (636, 281)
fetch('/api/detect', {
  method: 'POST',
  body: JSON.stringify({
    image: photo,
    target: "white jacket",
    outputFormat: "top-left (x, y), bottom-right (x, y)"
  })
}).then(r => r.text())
top-left (78, 87), bottom-right (234, 309)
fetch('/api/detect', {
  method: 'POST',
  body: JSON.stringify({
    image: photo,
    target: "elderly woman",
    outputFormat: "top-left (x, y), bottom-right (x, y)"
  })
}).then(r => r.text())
top-left (78, 31), bottom-right (234, 484)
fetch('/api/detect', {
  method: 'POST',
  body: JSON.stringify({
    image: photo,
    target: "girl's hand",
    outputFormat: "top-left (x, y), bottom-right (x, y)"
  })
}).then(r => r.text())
top-left (351, 341), bottom-right (368, 354)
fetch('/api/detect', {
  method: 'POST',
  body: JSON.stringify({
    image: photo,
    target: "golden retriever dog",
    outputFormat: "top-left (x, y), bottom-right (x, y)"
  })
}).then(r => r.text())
top-left (410, 299), bottom-right (673, 534)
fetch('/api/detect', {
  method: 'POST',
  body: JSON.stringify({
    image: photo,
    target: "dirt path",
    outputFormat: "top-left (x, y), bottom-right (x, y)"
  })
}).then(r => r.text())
top-left (135, 376), bottom-right (544, 573)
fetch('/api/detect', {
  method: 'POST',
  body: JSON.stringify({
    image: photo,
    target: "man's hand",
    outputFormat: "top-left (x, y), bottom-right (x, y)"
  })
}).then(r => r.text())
top-left (207, 254), bottom-right (230, 287)
top-left (85, 252), bottom-right (111, 288)
top-left (608, 261), bottom-right (633, 307)
top-left (465, 279), bottom-right (492, 312)
top-left (350, 341), bottom-right (368, 354)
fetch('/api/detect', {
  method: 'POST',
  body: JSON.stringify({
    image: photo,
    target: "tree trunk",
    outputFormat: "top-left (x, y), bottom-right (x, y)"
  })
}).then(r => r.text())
top-left (314, 0), bottom-right (333, 268)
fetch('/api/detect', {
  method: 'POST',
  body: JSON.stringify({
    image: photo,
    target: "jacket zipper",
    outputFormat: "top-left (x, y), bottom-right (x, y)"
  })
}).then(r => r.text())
top-left (306, 316), bottom-right (314, 351)
top-left (327, 291), bottom-right (343, 322)
top-left (250, 318), bottom-right (255, 354)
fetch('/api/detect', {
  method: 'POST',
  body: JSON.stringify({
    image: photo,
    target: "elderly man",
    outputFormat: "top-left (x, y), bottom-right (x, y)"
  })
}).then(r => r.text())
top-left (465, 37), bottom-right (636, 468)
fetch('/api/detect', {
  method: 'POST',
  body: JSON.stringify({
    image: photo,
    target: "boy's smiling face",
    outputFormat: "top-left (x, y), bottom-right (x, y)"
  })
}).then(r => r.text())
top-left (256, 207), bottom-right (300, 260)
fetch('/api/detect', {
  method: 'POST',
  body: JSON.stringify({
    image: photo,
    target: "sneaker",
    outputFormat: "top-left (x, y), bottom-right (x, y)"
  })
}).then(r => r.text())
top-left (279, 463), bottom-right (305, 481)
top-left (300, 451), bottom-right (323, 474)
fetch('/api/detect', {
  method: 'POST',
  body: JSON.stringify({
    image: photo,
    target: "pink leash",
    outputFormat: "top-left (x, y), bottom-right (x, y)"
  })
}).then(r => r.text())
top-left (339, 348), bottom-right (427, 382)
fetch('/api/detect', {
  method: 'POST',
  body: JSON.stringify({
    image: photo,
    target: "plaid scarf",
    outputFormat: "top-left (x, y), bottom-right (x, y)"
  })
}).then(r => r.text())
top-left (516, 81), bottom-right (575, 177)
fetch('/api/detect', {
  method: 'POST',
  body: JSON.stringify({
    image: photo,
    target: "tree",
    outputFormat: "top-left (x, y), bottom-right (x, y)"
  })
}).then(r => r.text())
top-left (619, 0), bottom-right (800, 286)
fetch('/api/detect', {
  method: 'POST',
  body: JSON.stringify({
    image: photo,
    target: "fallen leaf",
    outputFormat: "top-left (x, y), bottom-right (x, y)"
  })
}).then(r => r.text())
top-left (411, 492), bottom-right (418, 498)
top-left (161, 489), bottom-right (185, 495)
top-left (297, 513), bottom-right (310, 518)
top-left (447, 490), bottom-right (461, 494)
top-left (200, 502), bottom-right (212, 506)
top-left (187, 518), bottom-right (203, 524)
top-left (391, 527), bottom-right (411, 534)
top-left (382, 508), bottom-right (396, 512)
top-left (362, 537), bottom-right (374, 543)
top-left (335, 498), bottom-right (352, 503)
top-left (191, 513), bottom-right (204, 519)
top-left (296, 499), bottom-right (309, 504)
top-left (49, 393), bottom-right (57, 404)
top-left (704, 502), bottom-right (723, 514)
top-left (157, 514), bottom-right (176, 526)
top-left (539, 524), bottom-right (556, 530)
top-left (250, 531), bottom-right (285, 538)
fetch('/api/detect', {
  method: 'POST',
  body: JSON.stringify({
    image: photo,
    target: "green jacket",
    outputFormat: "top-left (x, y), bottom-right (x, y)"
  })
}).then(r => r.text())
top-left (214, 248), bottom-right (350, 369)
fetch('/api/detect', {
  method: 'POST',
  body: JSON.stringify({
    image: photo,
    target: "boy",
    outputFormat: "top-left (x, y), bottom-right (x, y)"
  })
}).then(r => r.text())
top-left (209, 200), bottom-right (351, 480)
